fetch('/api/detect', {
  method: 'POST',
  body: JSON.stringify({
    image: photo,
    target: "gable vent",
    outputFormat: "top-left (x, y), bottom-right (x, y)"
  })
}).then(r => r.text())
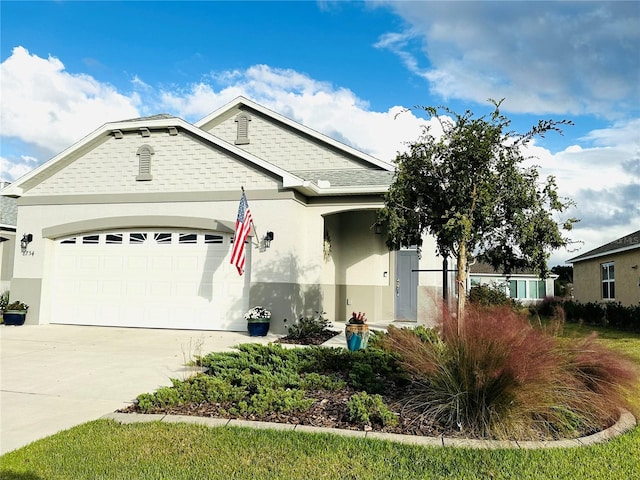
top-left (234, 112), bottom-right (251, 145)
top-left (136, 145), bottom-right (154, 181)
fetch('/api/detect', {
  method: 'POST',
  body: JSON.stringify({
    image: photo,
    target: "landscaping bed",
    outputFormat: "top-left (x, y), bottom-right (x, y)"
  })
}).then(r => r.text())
top-left (119, 309), bottom-right (639, 441)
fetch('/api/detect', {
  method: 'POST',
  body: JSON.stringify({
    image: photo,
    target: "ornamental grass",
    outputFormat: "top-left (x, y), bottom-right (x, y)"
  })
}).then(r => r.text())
top-left (382, 304), bottom-right (639, 440)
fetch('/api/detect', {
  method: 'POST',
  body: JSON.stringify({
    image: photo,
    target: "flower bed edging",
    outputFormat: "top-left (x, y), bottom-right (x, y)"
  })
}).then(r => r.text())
top-left (101, 408), bottom-right (636, 450)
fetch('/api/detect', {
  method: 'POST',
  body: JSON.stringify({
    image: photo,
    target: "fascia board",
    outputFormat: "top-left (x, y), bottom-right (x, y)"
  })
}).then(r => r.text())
top-left (568, 244), bottom-right (640, 263)
top-left (195, 96), bottom-right (396, 172)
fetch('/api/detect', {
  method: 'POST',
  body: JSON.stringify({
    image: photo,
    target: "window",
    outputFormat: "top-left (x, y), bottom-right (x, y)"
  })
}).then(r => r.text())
top-left (60, 237), bottom-right (77, 244)
top-left (82, 235), bottom-right (100, 244)
top-left (205, 234), bottom-right (224, 244)
top-left (601, 262), bottom-right (615, 299)
top-left (509, 280), bottom-right (527, 299)
top-left (106, 233), bottom-right (123, 244)
top-left (136, 145), bottom-right (154, 181)
top-left (129, 233), bottom-right (147, 244)
top-left (234, 112), bottom-right (251, 145)
top-left (179, 233), bottom-right (198, 244)
top-left (528, 280), bottom-right (546, 299)
top-left (154, 233), bottom-right (172, 244)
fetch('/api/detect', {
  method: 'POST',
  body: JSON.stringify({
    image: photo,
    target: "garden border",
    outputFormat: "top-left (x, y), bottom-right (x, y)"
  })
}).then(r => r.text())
top-left (101, 409), bottom-right (636, 450)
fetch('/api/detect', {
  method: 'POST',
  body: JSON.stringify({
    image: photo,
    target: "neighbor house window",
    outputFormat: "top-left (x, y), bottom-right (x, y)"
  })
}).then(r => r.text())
top-left (601, 262), bottom-right (615, 299)
top-left (528, 280), bottom-right (546, 299)
top-left (136, 145), bottom-right (154, 181)
top-left (509, 280), bottom-right (527, 299)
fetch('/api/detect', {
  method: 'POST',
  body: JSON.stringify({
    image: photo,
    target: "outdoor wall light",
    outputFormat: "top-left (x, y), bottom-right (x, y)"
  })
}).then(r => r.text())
top-left (21, 233), bottom-right (33, 254)
top-left (263, 231), bottom-right (274, 248)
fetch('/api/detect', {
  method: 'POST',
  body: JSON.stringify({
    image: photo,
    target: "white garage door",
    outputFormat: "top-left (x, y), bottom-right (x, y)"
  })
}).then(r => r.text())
top-left (51, 230), bottom-right (250, 330)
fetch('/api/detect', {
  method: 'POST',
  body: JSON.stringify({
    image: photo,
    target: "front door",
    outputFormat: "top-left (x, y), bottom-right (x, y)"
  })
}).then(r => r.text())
top-left (395, 249), bottom-right (418, 321)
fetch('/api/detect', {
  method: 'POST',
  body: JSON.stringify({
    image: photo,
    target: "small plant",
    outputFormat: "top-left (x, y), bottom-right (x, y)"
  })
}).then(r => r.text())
top-left (347, 391), bottom-right (398, 427)
top-left (282, 311), bottom-right (337, 344)
top-left (5, 300), bottom-right (28, 311)
top-left (244, 306), bottom-right (271, 321)
top-left (0, 291), bottom-right (9, 311)
top-left (349, 311), bottom-right (367, 324)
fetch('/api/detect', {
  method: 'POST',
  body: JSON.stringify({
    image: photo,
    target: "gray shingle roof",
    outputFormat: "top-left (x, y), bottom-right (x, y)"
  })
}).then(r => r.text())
top-left (0, 185), bottom-right (17, 226)
top-left (291, 169), bottom-right (395, 188)
top-left (569, 230), bottom-right (640, 262)
top-left (119, 114), bottom-right (177, 123)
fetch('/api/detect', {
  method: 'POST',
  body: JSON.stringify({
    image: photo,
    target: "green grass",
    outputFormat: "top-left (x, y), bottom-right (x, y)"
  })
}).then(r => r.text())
top-left (2, 419), bottom-right (640, 480)
top-left (2, 323), bottom-right (640, 480)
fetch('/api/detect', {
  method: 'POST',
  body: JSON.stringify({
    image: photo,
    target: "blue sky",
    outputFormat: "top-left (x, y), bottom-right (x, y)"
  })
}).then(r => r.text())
top-left (1, 1), bottom-right (639, 266)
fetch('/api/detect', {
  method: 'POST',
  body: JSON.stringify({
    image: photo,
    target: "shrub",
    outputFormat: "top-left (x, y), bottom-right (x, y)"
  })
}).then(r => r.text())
top-left (468, 284), bottom-right (511, 307)
top-left (347, 391), bottom-right (398, 427)
top-left (284, 311), bottom-right (332, 340)
top-left (382, 304), bottom-right (640, 440)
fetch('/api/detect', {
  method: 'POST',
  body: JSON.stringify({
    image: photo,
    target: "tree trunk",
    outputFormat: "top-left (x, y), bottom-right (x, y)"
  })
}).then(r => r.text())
top-left (456, 242), bottom-right (467, 335)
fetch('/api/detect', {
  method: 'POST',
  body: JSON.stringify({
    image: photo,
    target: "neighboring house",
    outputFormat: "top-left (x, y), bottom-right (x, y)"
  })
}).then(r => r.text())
top-left (469, 261), bottom-right (556, 305)
top-left (0, 181), bottom-right (17, 292)
top-left (1, 97), bottom-right (449, 332)
top-left (568, 230), bottom-right (640, 307)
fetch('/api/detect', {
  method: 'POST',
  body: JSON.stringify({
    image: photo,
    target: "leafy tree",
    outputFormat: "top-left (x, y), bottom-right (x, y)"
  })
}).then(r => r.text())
top-left (551, 264), bottom-right (574, 297)
top-left (378, 100), bottom-right (577, 331)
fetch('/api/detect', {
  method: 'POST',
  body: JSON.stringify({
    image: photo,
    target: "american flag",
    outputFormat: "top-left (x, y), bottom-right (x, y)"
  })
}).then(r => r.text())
top-left (230, 190), bottom-right (253, 275)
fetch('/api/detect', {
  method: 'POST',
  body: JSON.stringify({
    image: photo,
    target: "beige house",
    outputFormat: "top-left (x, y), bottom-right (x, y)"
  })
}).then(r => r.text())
top-left (1, 97), bottom-right (449, 333)
top-left (568, 230), bottom-right (640, 307)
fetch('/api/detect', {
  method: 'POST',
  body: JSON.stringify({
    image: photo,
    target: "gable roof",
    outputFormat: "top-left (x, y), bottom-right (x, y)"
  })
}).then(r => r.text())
top-left (196, 96), bottom-right (396, 172)
top-left (2, 97), bottom-right (395, 198)
top-left (568, 230), bottom-right (640, 263)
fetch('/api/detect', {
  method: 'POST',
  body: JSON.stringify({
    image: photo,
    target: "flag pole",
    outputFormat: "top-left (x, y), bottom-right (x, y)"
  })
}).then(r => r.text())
top-left (241, 186), bottom-right (260, 245)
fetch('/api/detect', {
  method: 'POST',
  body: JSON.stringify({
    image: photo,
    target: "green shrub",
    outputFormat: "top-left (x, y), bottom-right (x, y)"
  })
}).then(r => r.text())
top-left (468, 284), bottom-right (511, 306)
top-left (347, 391), bottom-right (398, 427)
top-left (284, 311), bottom-right (332, 340)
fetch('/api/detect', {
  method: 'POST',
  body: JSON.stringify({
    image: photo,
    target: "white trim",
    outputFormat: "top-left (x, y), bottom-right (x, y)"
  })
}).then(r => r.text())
top-left (568, 244), bottom-right (640, 263)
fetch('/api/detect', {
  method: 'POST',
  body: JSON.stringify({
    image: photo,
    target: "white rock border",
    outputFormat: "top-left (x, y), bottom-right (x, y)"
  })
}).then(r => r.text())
top-left (101, 408), bottom-right (636, 450)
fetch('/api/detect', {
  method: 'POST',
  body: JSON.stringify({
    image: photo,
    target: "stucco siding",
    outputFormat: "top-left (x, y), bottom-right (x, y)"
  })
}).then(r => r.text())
top-left (573, 250), bottom-right (640, 306)
top-left (205, 108), bottom-right (366, 171)
top-left (25, 131), bottom-right (278, 196)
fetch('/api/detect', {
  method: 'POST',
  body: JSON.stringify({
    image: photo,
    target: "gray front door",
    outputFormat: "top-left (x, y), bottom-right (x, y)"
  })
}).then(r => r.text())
top-left (395, 250), bottom-right (418, 321)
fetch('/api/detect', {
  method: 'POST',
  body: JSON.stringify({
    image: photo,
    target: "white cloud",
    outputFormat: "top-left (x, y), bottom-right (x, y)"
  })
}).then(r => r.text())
top-left (0, 47), bottom-right (141, 156)
top-left (376, 1), bottom-right (640, 117)
top-left (0, 155), bottom-right (38, 183)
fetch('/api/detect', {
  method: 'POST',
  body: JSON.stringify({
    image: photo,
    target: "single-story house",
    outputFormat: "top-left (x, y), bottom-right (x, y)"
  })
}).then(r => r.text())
top-left (568, 230), bottom-right (640, 306)
top-left (1, 97), bottom-right (452, 333)
top-left (469, 261), bottom-right (556, 305)
top-left (0, 182), bottom-right (17, 292)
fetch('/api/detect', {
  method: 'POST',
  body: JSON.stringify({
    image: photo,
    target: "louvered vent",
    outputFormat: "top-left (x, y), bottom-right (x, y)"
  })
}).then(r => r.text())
top-left (234, 112), bottom-right (251, 145)
top-left (136, 145), bottom-right (154, 181)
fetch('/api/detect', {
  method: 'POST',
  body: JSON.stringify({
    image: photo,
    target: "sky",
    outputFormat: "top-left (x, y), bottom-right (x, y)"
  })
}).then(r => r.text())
top-left (1, 0), bottom-right (639, 267)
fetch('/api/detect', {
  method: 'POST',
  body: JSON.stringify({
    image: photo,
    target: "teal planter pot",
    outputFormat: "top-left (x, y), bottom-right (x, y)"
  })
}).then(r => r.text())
top-left (247, 319), bottom-right (270, 336)
top-left (345, 324), bottom-right (369, 351)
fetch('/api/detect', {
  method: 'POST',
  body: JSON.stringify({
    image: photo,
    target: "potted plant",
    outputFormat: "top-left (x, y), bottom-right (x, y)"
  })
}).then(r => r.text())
top-left (345, 311), bottom-right (369, 351)
top-left (245, 306), bottom-right (271, 336)
top-left (3, 300), bottom-right (29, 326)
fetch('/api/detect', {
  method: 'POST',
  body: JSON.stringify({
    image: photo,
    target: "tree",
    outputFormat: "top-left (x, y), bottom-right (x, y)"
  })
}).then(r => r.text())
top-left (378, 100), bottom-right (577, 332)
top-left (551, 264), bottom-right (574, 297)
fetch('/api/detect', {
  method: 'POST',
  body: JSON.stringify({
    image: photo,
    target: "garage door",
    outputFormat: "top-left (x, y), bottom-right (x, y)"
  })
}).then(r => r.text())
top-left (51, 230), bottom-right (250, 330)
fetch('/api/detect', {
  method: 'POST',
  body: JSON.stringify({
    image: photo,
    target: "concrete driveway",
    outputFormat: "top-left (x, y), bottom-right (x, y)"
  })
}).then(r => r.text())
top-left (0, 324), bottom-right (281, 455)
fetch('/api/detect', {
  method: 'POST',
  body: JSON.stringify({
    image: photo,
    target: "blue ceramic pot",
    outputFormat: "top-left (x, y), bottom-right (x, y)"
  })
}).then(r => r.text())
top-left (247, 319), bottom-right (270, 336)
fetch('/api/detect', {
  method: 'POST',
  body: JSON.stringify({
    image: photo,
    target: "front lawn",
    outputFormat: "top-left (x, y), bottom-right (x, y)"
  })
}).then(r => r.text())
top-left (1, 419), bottom-right (639, 480)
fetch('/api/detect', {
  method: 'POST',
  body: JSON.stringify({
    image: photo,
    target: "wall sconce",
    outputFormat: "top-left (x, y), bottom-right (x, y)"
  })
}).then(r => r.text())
top-left (263, 231), bottom-right (274, 249)
top-left (21, 233), bottom-right (33, 254)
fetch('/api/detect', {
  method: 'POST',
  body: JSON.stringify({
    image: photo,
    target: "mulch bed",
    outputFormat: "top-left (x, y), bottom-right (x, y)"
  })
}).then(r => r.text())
top-left (275, 329), bottom-right (341, 346)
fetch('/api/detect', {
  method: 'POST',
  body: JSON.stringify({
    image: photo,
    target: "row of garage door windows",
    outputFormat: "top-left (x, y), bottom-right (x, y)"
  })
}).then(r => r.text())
top-left (58, 232), bottom-right (231, 245)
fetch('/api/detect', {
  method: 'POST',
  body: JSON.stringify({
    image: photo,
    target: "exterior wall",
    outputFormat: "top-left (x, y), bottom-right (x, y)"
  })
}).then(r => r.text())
top-left (573, 250), bottom-right (640, 306)
top-left (25, 131), bottom-right (277, 196)
top-left (204, 107), bottom-right (366, 171)
top-left (0, 233), bottom-right (16, 292)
